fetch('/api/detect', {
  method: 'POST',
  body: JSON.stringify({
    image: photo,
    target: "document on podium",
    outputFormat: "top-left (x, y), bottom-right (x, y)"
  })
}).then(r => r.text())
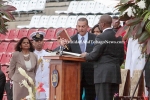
top-left (62, 51), bottom-right (81, 57)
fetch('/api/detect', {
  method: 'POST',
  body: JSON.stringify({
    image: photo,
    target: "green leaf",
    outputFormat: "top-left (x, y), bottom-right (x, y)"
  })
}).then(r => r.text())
top-left (126, 17), bottom-right (142, 26)
top-left (138, 31), bottom-right (150, 44)
top-left (120, 0), bottom-right (129, 3)
top-left (145, 21), bottom-right (150, 34)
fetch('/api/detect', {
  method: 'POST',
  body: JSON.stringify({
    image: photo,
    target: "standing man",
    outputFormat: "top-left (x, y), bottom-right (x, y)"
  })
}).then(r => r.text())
top-left (81, 15), bottom-right (124, 100)
top-left (0, 70), bottom-right (6, 100)
top-left (59, 18), bottom-right (96, 100)
top-left (30, 31), bottom-right (51, 100)
top-left (112, 16), bottom-right (121, 32)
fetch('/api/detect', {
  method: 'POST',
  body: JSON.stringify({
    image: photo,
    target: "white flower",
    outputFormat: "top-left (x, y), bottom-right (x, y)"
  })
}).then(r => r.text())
top-left (22, 80), bottom-right (30, 88)
top-left (25, 95), bottom-right (31, 99)
top-left (18, 67), bottom-right (34, 86)
top-left (122, 7), bottom-right (135, 17)
top-left (27, 77), bottom-right (34, 86)
top-left (137, 0), bottom-right (146, 9)
top-left (18, 67), bottom-right (28, 78)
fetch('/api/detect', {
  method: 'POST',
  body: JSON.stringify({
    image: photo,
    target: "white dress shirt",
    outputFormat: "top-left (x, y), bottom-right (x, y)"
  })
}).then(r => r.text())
top-left (78, 32), bottom-right (88, 52)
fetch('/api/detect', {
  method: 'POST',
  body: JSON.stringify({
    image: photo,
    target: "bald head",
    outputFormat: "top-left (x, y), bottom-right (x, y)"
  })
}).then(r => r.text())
top-left (98, 14), bottom-right (112, 31)
top-left (100, 15), bottom-right (112, 26)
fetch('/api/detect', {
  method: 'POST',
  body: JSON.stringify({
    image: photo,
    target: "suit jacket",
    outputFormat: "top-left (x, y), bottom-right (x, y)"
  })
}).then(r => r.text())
top-left (65, 32), bottom-right (96, 84)
top-left (0, 70), bottom-right (6, 100)
top-left (85, 29), bottom-right (124, 84)
top-left (9, 51), bottom-right (38, 83)
top-left (145, 58), bottom-right (150, 88)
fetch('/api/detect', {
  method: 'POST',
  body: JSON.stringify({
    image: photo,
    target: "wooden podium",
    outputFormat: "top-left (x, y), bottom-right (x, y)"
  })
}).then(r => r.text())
top-left (44, 55), bottom-right (85, 100)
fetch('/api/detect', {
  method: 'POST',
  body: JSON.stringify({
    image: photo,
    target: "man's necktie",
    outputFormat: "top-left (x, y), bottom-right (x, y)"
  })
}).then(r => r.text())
top-left (80, 37), bottom-right (85, 53)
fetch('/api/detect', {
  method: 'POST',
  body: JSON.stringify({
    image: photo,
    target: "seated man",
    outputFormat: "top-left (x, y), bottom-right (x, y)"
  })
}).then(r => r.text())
top-left (0, 70), bottom-right (6, 100)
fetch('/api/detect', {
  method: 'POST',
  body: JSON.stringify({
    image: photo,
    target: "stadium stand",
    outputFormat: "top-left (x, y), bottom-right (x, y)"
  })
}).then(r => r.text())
top-left (1, 1), bottom-right (121, 99)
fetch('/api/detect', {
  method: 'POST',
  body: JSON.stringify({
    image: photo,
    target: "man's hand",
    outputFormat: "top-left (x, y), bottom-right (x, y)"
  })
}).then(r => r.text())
top-left (80, 52), bottom-right (87, 58)
top-left (58, 38), bottom-right (68, 47)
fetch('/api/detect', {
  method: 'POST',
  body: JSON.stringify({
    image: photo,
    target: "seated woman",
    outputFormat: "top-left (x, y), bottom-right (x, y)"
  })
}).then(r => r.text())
top-left (91, 24), bottom-right (101, 36)
top-left (9, 37), bottom-right (38, 100)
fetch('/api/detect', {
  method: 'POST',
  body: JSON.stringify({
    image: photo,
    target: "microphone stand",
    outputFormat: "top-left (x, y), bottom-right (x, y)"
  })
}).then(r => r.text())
top-left (59, 46), bottom-right (63, 56)
top-left (130, 54), bottom-right (150, 100)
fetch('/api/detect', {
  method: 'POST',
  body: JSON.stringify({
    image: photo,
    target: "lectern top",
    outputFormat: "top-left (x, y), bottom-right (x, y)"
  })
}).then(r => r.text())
top-left (44, 55), bottom-right (85, 62)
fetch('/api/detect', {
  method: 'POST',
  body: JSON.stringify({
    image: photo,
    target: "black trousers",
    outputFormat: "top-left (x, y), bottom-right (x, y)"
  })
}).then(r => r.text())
top-left (95, 83), bottom-right (119, 100)
top-left (5, 80), bottom-right (13, 100)
top-left (80, 77), bottom-right (96, 100)
top-left (0, 71), bottom-right (6, 100)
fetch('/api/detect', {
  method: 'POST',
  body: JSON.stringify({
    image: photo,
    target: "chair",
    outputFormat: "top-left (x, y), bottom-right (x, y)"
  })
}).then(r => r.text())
top-left (6, 42), bottom-right (17, 53)
top-left (93, 15), bottom-right (102, 27)
top-left (86, 15), bottom-right (96, 28)
top-left (92, 2), bottom-right (106, 15)
top-left (0, 31), bottom-right (10, 41)
top-left (81, 1), bottom-right (96, 15)
top-left (17, 15), bottom-right (41, 28)
top-left (27, 28), bottom-right (38, 38)
top-left (26, 0), bottom-right (38, 12)
top-left (43, 42), bottom-right (53, 50)
top-left (65, 15), bottom-right (77, 28)
top-left (12, 0), bottom-right (21, 12)
top-left (51, 41), bottom-right (60, 50)
top-left (0, 53), bottom-right (3, 61)
top-left (6, 29), bottom-right (19, 41)
top-left (0, 42), bottom-right (10, 53)
top-left (53, 15), bottom-right (68, 28)
top-left (66, 28), bottom-right (76, 37)
top-left (38, 28), bottom-right (48, 33)
top-left (43, 15), bottom-right (59, 28)
top-left (16, 0), bottom-right (30, 16)
top-left (70, 1), bottom-right (88, 15)
top-left (44, 28), bottom-right (57, 40)
top-left (17, 29), bottom-right (29, 40)
top-left (33, 0), bottom-right (46, 13)
top-left (55, 1), bottom-right (78, 15)
top-left (0, 65), bottom-right (8, 74)
top-left (35, 15), bottom-right (50, 28)
top-left (0, 53), bottom-right (12, 66)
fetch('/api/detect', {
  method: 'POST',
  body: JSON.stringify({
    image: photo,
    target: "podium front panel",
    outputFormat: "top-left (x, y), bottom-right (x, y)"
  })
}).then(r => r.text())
top-left (50, 59), bottom-right (81, 100)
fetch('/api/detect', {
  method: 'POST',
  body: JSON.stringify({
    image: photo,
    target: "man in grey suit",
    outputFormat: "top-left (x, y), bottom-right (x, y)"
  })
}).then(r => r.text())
top-left (0, 70), bottom-right (6, 100)
top-left (59, 18), bottom-right (96, 100)
top-left (81, 15), bottom-right (124, 100)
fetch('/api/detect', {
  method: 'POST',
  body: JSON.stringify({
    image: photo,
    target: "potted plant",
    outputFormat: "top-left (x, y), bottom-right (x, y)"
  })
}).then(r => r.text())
top-left (0, 1), bottom-right (16, 34)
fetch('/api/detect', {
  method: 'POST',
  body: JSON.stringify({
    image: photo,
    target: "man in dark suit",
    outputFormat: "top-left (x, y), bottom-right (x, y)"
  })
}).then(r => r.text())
top-left (145, 58), bottom-right (150, 99)
top-left (59, 18), bottom-right (96, 100)
top-left (81, 15), bottom-right (124, 100)
top-left (0, 70), bottom-right (6, 100)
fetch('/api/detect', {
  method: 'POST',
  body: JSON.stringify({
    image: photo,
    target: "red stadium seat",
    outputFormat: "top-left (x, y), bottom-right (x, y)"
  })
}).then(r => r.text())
top-left (0, 65), bottom-right (8, 74)
top-left (51, 41), bottom-right (60, 50)
top-left (0, 53), bottom-right (12, 66)
top-left (6, 29), bottom-right (19, 41)
top-left (55, 28), bottom-right (64, 38)
top-left (17, 29), bottom-right (28, 39)
top-left (44, 28), bottom-right (57, 40)
top-left (6, 42), bottom-right (17, 53)
top-left (0, 31), bottom-right (10, 41)
top-left (66, 28), bottom-right (76, 37)
top-left (2, 95), bottom-right (7, 100)
top-left (43, 42), bottom-right (53, 50)
top-left (0, 42), bottom-right (10, 53)
top-left (38, 28), bottom-right (47, 33)
top-left (27, 28), bottom-right (38, 38)
top-left (74, 28), bottom-right (77, 35)
top-left (0, 53), bottom-right (3, 61)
